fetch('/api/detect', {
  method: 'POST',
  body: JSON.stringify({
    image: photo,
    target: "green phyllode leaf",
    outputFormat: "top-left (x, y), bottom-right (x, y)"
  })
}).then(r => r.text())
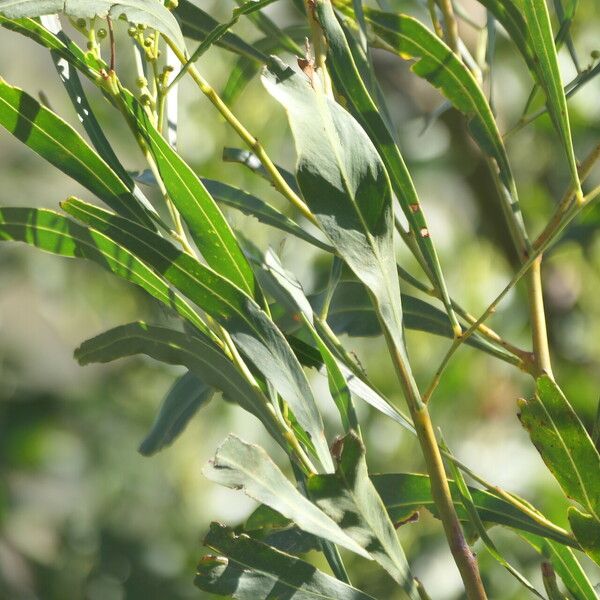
top-left (349, 6), bottom-right (530, 254)
top-left (316, 0), bottom-right (461, 330)
top-left (0, 0), bottom-right (185, 49)
top-left (195, 523), bottom-right (377, 599)
top-left (519, 375), bottom-right (600, 565)
top-left (0, 80), bottom-right (154, 228)
top-left (307, 433), bottom-right (418, 598)
top-left (262, 58), bottom-right (406, 360)
top-left (74, 322), bottom-right (287, 449)
top-left (522, 0), bottom-right (582, 201)
top-left (138, 371), bottom-right (215, 456)
top-left (120, 91), bottom-right (256, 297)
top-left (61, 198), bottom-right (334, 472)
top-left (0, 207), bottom-right (204, 331)
top-left (203, 435), bottom-right (370, 558)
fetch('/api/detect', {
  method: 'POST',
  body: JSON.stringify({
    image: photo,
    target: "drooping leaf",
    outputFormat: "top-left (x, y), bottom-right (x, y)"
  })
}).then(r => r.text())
top-left (62, 198), bottom-right (334, 472)
top-left (203, 435), bottom-right (370, 557)
top-left (0, 207), bottom-right (205, 332)
top-left (175, 0), bottom-right (265, 62)
top-left (519, 376), bottom-right (600, 521)
top-left (0, 0), bottom-right (185, 49)
top-left (262, 59), bottom-right (406, 358)
top-left (519, 376), bottom-right (600, 563)
top-left (350, 6), bottom-right (530, 254)
top-left (40, 15), bottom-right (160, 224)
top-left (75, 322), bottom-right (287, 449)
top-left (315, 1), bottom-right (460, 330)
top-left (195, 523), bottom-right (377, 599)
top-left (522, 0), bottom-right (582, 201)
top-left (250, 245), bottom-right (359, 432)
top-left (0, 80), bottom-right (154, 228)
top-left (307, 433), bottom-right (418, 597)
top-left (139, 371), bottom-right (215, 456)
top-left (120, 91), bottom-right (256, 297)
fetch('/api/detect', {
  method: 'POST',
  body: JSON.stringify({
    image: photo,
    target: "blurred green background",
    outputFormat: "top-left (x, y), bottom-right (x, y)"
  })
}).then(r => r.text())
top-left (1, 1), bottom-right (600, 598)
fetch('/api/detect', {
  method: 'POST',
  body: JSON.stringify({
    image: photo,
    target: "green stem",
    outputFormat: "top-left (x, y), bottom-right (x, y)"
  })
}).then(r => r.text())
top-left (165, 39), bottom-right (316, 226)
top-left (385, 338), bottom-right (487, 599)
top-left (435, 0), bottom-right (460, 53)
top-left (526, 257), bottom-right (553, 376)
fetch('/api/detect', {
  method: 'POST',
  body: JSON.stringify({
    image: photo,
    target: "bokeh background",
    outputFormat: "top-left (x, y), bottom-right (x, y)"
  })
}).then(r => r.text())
top-left (1, 1), bottom-right (600, 598)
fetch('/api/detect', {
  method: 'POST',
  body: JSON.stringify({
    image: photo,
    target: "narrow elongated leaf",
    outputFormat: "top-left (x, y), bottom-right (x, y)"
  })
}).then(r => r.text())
top-left (0, 0), bottom-right (185, 49)
top-left (61, 198), bottom-right (333, 471)
top-left (139, 371), bottom-right (215, 456)
top-left (263, 59), bottom-right (406, 360)
top-left (121, 92), bottom-right (256, 297)
top-left (374, 473), bottom-right (576, 546)
top-left (175, 0), bottom-right (265, 62)
top-left (196, 523), bottom-right (377, 599)
top-left (519, 376), bottom-right (600, 564)
top-left (203, 435), bottom-right (369, 558)
top-left (252, 246), bottom-right (359, 432)
top-left (0, 207), bottom-right (205, 332)
top-left (522, 0), bottom-right (582, 200)
top-left (315, 1), bottom-right (460, 330)
top-left (40, 15), bottom-right (159, 223)
top-left (308, 434), bottom-right (418, 598)
top-left (0, 80), bottom-right (154, 228)
top-left (519, 376), bottom-right (600, 521)
top-left (75, 322), bottom-right (286, 448)
top-left (353, 7), bottom-right (529, 253)
top-left (202, 178), bottom-right (332, 252)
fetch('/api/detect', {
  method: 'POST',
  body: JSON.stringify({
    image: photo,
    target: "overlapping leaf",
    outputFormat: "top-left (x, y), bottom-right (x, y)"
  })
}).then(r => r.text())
top-left (75, 322), bottom-right (287, 449)
top-left (121, 91), bottom-right (256, 297)
top-left (0, 207), bottom-right (205, 331)
top-left (308, 434), bottom-right (418, 597)
top-left (0, 80), bottom-right (154, 227)
top-left (353, 6), bottom-right (529, 253)
top-left (316, 1), bottom-right (460, 330)
top-left (61, 198), bottom-right (333, 471)
top-left (262, 59), bottom-right (406, 359)
top-left (203, 435), bottom-right (369, 557)
top-left (195, 523), bottom-right (377, 599)
top-left (519, 375), bottom-right (600, 564)
top-left (139, 371), bottom-right (214, 456)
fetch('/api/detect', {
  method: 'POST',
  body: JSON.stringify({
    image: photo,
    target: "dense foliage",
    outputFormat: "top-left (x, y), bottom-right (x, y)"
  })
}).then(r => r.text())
top-left (0, 0), bottom-right (599, 598)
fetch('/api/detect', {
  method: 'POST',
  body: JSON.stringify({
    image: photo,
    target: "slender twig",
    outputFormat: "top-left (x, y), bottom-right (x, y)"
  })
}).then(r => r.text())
top-left (164, 39), bottom-right (316, 226)
top-left (424, 174), bottom-right (600, 403)
top-left (435, 0), bottom-right (460, 54)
